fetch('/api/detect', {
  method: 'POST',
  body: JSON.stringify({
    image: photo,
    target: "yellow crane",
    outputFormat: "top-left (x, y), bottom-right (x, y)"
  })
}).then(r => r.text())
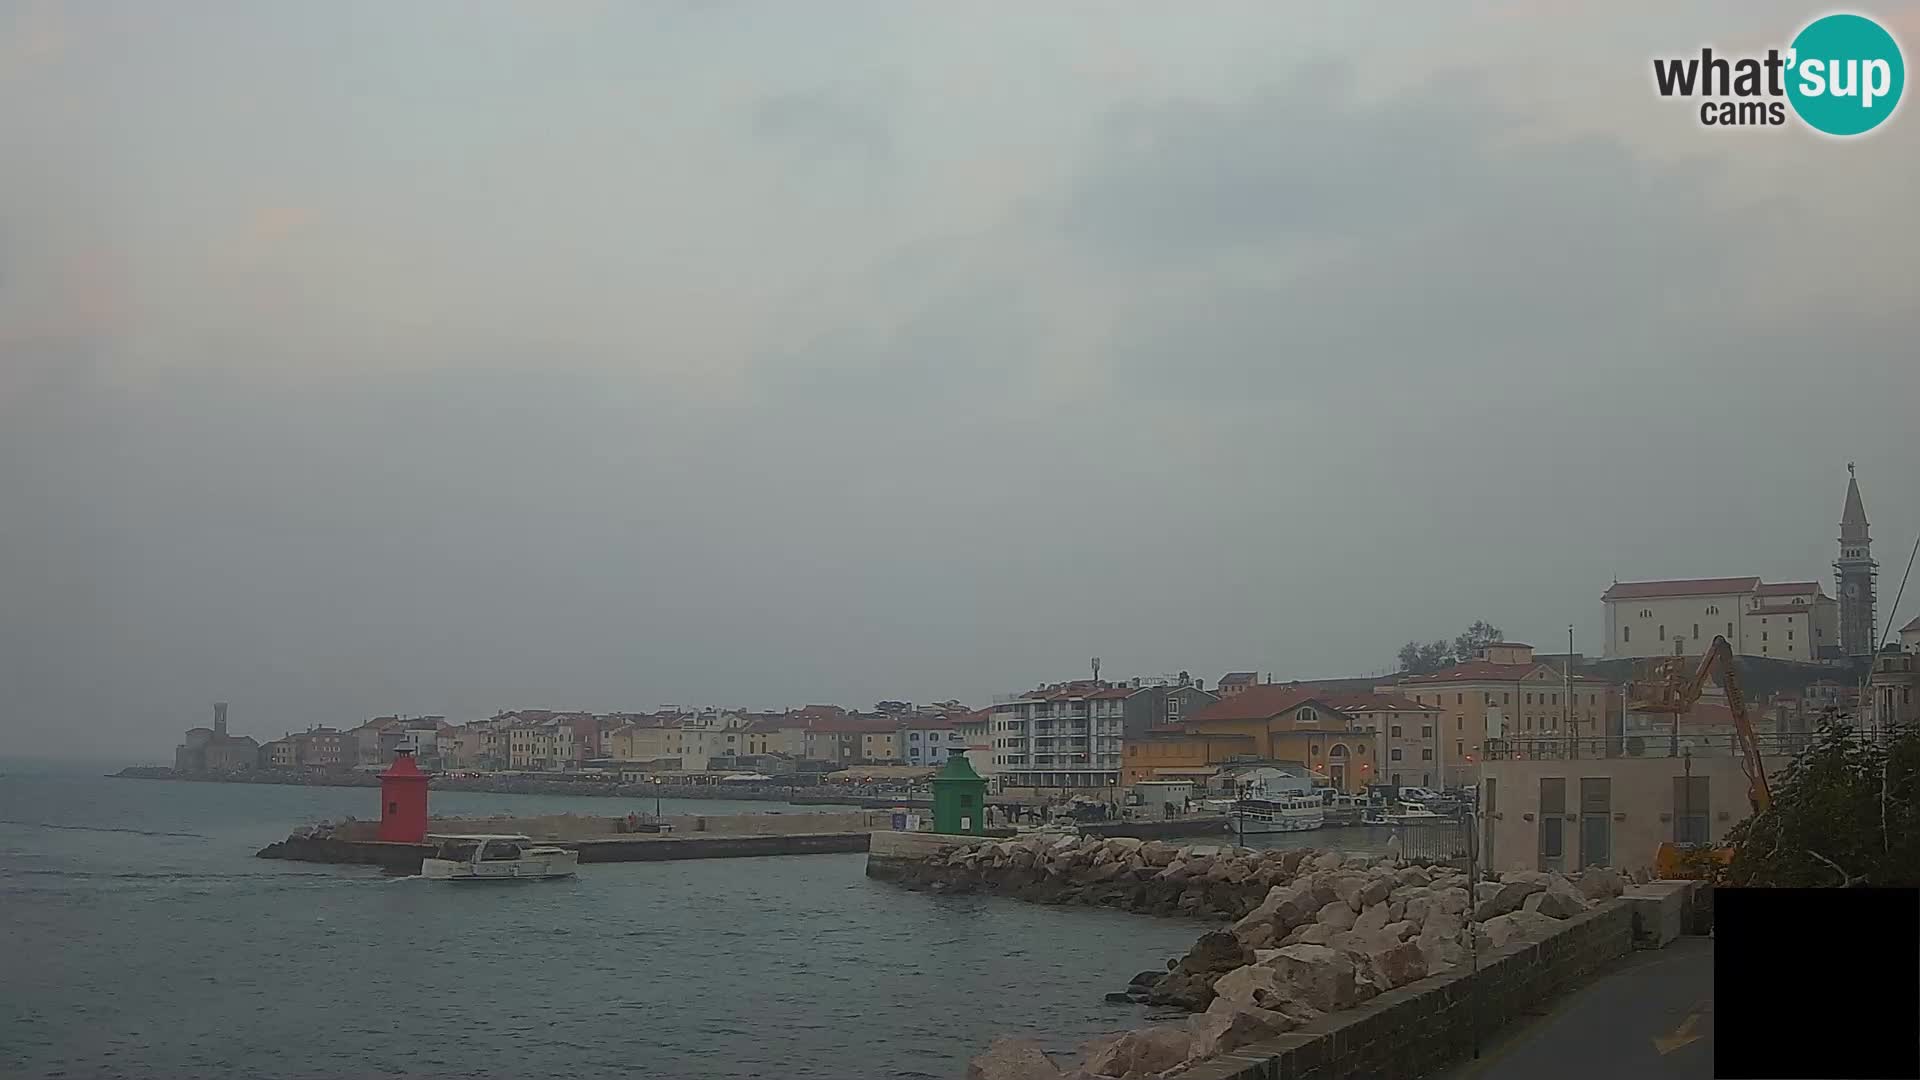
top-left (1628, 635), bottom-right (1772, 878)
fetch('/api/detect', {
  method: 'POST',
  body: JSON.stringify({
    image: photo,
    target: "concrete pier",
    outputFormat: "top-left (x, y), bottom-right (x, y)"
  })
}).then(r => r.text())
top-left (258, 831), bottom-right (874, 873)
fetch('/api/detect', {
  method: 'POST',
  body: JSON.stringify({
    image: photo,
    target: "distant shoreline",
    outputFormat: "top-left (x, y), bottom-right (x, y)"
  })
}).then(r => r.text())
top-left (108, 767), bottom-right (871, 804)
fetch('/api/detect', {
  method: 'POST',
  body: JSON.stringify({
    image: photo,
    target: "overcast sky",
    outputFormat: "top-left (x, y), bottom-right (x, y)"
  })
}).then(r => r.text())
top-left (4, 1), bottom-right (1918, 759)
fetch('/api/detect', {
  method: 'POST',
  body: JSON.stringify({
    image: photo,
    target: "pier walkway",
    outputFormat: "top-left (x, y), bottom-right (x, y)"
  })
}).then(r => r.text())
top-left (1435, 935), bottom-right (1714, 1080)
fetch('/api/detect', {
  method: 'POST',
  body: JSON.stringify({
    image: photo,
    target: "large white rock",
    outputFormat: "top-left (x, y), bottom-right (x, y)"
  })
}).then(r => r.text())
top-left (1351, 902), bottom-right (1391, 937)
top-left (1186, 995), bottom-right (1296, 1061)
top-left (1576, 866), bottom-right (1627, 900)
top-left (1081, 1025), bottom-right (1192, 1078)
top-left (1479, 909), bottom-right (1565, 949)
top-left (1316, 900), bottom-right (1358, 931)
top-left (966, 1037), bottom-right (1062, 1080)
top-left (1263, 943), bottom-right (1361, 1012)
top-left (1521, 882), bottom-right (1588, 920)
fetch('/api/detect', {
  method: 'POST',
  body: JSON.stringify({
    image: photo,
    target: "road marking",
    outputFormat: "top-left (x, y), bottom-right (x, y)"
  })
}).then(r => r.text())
top-left (1654, 1001), bottom-right (1710, 1055)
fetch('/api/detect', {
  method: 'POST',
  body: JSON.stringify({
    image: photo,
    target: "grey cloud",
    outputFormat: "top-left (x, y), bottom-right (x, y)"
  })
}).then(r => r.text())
top-left (752, 83), bottom-right (897, 168)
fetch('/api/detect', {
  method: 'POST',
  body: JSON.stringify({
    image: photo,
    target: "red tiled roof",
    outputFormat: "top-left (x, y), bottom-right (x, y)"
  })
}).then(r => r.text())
top-left (1319, 692), bottom-right (1443, 714)
top-left (1397, 661), bottom-right (1600, 685)
top-left (901, 716), bottom-right (959, 731)
top-left (1602, 577), bottom-right (1760, 601)
top-left (1184, 685), bottom-right (1327, 722)
top-left (1904, 615), bottom-right (1920, 633)
top-left (1219, 672), bottom-right (1258, 684)
top-left (1755, 581), bottom-right (1823, 596)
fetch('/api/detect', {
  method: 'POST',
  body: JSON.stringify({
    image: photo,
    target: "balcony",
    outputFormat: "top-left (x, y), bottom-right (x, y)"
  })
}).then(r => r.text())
top-left (1484, 732), bottom-right (1821, 761)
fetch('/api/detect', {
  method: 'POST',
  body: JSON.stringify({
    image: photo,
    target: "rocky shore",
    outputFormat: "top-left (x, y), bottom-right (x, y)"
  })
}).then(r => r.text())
top-left (110, 767), bottom-right (866, 804)
top-left (880, 834), bottom-right (1628, 1080)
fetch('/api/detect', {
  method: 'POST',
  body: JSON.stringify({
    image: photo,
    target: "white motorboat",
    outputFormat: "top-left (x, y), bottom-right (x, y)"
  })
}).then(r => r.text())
top-left (1383, 802), bottom-right (1449, 825)
top-left (1229, 795), bottom-right (1326, 834)
top-left (420, 834), bottom-right (579, 881)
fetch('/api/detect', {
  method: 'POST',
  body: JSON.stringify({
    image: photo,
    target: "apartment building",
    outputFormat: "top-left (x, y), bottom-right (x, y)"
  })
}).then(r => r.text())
top-left (1386, 642), bottom-right (1613, 788)
top-left (989, 682), bottom-right (1129, 791)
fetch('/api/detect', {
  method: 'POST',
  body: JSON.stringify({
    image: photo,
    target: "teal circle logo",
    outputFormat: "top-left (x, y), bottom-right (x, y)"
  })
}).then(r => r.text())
top-left (1786, 13), bottom-right (1905, 136)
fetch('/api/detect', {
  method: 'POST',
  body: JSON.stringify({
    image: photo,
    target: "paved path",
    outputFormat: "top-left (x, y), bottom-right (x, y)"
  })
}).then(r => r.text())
top-left (1436, 936), bottom-right (1714, 1080)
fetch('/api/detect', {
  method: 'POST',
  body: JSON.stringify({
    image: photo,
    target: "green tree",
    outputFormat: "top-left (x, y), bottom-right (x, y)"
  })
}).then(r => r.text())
top-left (1397, 640), bottom-right (1452, 675)
top-left (1396, 620), bottom-right (1504, 675)
top-left (1721, 718), bottom-right (1920, 887)
top-left (1452, 620), bottom-right (1504, 662)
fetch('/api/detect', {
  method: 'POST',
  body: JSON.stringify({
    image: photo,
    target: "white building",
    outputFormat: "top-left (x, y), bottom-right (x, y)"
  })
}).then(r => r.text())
top-left (1601, 577), bottom-right (1839, 662)
top-left (989, 682), bottom-right (1129, 792)
top-left (898, 716), bottom-right (967, 767)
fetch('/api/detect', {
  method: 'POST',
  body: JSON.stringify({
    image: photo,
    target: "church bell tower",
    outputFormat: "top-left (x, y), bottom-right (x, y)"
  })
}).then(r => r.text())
top-left (1836, 463), bottom-right (1877, 657)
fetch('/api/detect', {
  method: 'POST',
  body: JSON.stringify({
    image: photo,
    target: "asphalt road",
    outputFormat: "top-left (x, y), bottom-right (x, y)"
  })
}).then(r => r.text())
top-left (1435, 936), bottom-right (1715, 1080)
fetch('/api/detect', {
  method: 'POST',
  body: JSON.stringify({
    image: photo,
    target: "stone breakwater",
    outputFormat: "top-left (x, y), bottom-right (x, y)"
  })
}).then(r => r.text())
top-left (871, 833), bottom-right (1629, 1080)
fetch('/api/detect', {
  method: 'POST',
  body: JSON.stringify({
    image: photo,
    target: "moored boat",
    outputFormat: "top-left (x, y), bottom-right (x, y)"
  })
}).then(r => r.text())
top-left (420, 834), bottom-right (579, 881)
top-left (1229, 795), bottom-right (1326, 834)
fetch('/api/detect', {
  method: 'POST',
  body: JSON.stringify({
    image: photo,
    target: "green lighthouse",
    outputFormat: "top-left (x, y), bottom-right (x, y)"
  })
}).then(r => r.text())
top-left (929, 753), bottom-right (988, 835)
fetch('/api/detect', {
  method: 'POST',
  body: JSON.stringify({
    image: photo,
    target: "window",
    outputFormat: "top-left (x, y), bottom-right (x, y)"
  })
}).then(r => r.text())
top-left (1526, 693), bottom-right (1534, 705)
top-left (1674, 776), bottom-right (1710, 844)
top-left (1504, 693), bottom-right (1511, 705)
top-left (1456, 717), bottom-right (1463, 731)
top-left (1762, 631), bottom-right (1768, 641)
top-left (1421, 725), bottom-right (1434, 737)
top-left (1693, 623), bottom-right (1699, 639)
top-left (1391, 748), bottom-right (1403, 761)
top-left (1659, 625), bottom-right (1666, 641)
top-left (1390, 725), bottom-right (1402, 738)
top-left (1727, 622), bottom-right (1734, 639)
top-left (1551, 694), bottom-right (1559, 706)
top-left (1624, 627), bottom-right (1631, 643)
top-left (1330, 745), bottom-right (1347, 759)
top-left (1456, 693), bottom-right (1463, 705)
top-left (1421, 749), bottom-right (1434, 760)
top-left (1706, 605), bottom-right (1718, 615)
top-left (1455, 740), bottom-right (1464, 756)
top-left (1788, 629), bottom-right (1794, 640)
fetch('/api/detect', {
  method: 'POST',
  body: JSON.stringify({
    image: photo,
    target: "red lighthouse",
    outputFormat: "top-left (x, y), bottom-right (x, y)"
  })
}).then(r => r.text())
top-left (377, 751), bottom-right (430, 843)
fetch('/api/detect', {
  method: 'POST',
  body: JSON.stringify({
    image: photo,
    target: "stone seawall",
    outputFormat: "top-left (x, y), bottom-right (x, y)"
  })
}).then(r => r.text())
top-left (1178, 901), bottom-right (1635, 1080)
top-left (868, 831), bottom-right (1312, 922)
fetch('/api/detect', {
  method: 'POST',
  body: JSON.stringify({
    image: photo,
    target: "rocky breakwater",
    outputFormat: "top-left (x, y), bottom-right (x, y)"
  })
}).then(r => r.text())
top-left (951, 839), bottom-right (1629, 1080)
top-left (886, 834), bottom-right (1307, 920)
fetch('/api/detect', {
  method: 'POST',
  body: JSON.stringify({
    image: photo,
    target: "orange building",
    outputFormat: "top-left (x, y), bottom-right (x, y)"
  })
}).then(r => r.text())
top-left (1124, 686), bottom-right (1379, 793)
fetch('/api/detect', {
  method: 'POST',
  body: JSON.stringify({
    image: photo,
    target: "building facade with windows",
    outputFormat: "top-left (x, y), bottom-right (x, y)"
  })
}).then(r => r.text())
top-left (899, 716), bottom-right (967, 767)
top-left (1173, 686), bottom-right (1378, 793)
top-left (989, 682), bottom-right (1129, 792)
top-left (1385, 643), bottom-right (1613, 789)
top-left (1602, 577), bottom-right (1839, 661)
top-left (1318, 692), bottom-right (1445, 789)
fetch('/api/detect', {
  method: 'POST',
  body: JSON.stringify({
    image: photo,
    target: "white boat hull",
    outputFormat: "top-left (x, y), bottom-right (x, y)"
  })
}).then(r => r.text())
top-left (421, 848), bottom-right (579, 881)
top-left (1230, 808), bottom-right (1325, 834)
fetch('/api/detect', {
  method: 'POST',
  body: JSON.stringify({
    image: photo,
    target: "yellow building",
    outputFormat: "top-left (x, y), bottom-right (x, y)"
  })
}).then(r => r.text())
top-left (1384, 642), bottom-right (1614, 789)
top-left (1121, 730), bottom-right (1255, 786)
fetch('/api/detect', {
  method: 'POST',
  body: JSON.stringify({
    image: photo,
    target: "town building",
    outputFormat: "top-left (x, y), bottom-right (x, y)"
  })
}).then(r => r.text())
top-left (173, 703), bottom-right (261, 773)
top-left (1169, 686), bottom-right (1379, 793)
top-left (1601, 577), bottom-right (1839, 661)
top-left (1120, 676), bottom-right (1219, 738)
top-left (1902, 615), bottom-right (1920, 654)
top-left (956, 709), bottom-right (995, 784)
top-left (1385, 642), bottom-right (1613, 789)
top-left (1121, 728), bottom-right (1259, 788)
top-left (1479, 734), bottom-right (1795, 876)
top-left (989, 681), bottom-right (1129, 793)
top-left (1836, 466), bottom-right (1878, 657)
top-left (1868, 650), bottom-right (1919, 733)
top-left (1216, 672), bottom-right (1259, 699)
top-left (289, 726), bottom-right (350, 769)
top-left (899, 715), bottom-right (967, 767)
top-left (1317, 692), bottom-right (1446, 790)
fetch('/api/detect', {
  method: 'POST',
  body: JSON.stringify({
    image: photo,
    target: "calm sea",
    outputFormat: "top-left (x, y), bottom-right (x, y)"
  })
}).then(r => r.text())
top-left (0, 764), bottom-right (1208, 1080)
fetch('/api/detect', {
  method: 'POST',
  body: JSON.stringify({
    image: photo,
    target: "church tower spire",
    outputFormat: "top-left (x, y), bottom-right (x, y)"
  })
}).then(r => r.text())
top-left (1836, 463), bottom-right (1878, 657)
